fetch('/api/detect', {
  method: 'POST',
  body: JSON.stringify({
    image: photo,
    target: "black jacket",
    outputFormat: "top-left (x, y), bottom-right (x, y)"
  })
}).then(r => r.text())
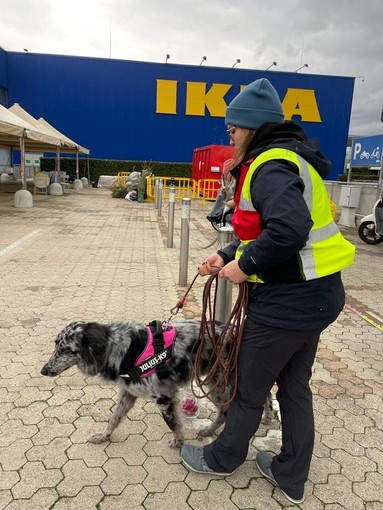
top-left (218, 121), bottom-right (345, 331)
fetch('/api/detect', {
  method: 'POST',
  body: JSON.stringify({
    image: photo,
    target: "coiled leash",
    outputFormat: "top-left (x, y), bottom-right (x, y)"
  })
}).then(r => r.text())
top-left (167, 265), bottom-right (249, 408)
top-left (191, 274), bottom-right (249, 407)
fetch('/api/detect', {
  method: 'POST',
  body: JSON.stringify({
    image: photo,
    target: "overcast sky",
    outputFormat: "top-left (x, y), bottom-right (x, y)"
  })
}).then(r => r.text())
top-left (1, 0), bottom-right (382, 137)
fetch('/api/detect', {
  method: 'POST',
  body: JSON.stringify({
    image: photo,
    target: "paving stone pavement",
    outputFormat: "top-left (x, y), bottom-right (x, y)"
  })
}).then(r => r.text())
top-left (0, 181), bottom-right (382, 510)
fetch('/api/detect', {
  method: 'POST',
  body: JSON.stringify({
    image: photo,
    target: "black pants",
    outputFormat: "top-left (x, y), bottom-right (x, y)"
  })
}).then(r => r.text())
top-left (204, 320), bottom-right (321, 492)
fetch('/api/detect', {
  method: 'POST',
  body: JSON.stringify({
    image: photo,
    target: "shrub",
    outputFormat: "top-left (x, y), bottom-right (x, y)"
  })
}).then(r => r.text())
top-left (111, 185), bottom-right (128, 198)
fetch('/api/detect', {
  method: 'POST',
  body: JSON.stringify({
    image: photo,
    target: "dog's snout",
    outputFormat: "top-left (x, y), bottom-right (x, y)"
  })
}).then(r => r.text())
top-left (41, 364), bottom-right (53, 376)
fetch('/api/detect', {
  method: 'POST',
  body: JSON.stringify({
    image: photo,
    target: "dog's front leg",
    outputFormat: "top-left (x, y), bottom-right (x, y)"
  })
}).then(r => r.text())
top-left (156, 395), bottom-right (184, 448)
top-left (88, 389), bottom-right (137, 444)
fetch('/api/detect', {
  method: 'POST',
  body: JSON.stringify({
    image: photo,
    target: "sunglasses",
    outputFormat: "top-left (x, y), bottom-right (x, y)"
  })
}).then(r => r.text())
top-left (226, 126), bottom-right (236, 137)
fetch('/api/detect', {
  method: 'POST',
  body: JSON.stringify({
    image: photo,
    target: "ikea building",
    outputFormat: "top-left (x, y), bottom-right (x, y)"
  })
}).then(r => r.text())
top-left (0, 48), bottom-right (354, 180)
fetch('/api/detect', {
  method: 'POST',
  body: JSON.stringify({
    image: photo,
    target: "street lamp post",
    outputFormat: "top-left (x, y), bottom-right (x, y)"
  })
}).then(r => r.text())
top-left (232, 59), bottom-right (241, 68)
top-left (199, 56), bottom-right (207, 65)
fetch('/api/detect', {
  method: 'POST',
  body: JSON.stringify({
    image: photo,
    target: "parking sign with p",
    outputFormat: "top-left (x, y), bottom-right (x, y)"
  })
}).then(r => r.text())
top-left (351, 134), bottom-right (383, 167)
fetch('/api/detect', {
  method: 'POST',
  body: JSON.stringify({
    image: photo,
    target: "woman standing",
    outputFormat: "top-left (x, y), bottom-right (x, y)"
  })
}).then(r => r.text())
top-left (180, 78), bottom-right (354, 505)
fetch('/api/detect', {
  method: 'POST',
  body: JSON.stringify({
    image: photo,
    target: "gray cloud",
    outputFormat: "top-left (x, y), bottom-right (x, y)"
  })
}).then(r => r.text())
top-left (1, 0), bottom-right (382, 135)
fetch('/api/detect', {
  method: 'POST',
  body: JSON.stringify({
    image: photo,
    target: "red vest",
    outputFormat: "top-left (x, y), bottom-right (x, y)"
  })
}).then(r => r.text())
top-left (232, 159), bottom-right (263, 241)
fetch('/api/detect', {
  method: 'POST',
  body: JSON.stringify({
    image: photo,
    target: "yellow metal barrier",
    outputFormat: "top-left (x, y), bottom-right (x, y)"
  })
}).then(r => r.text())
top-left (146, 176), bottom-right (155, 199)
top-left (116, 171), bottom-right (131, 186)
top-left (147, 176), bottom-right (197, 200)
top-left (196, 179), bottom-right (221, 204)
top-left (147, 176), bottom-right (222, 203)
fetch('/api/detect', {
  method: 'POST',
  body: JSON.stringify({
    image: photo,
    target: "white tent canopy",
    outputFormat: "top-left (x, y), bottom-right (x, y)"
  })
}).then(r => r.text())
top-left (0, 104), bottom-right (60, 151)
top-left (9, 103), bottom-right (77, 152)
top-left (0, 104), bottom-right (63, 189)
top-left (9, 103), bottom-right (90, 180)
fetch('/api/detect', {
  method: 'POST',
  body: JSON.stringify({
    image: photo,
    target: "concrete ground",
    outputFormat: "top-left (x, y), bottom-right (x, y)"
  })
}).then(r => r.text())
top-left (0, 181), bottom-right (382, 510)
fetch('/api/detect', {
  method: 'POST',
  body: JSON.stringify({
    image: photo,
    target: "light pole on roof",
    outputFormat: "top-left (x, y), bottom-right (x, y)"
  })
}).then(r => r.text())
top-left (265, 61), bottom-right (277, 70)
top-left (295, 63), bottom-right (308, 72)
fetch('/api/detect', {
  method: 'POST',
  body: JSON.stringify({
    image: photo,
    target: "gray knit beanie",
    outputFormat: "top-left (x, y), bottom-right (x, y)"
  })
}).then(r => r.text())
top-left (225, 78), bottom-right (284, 129)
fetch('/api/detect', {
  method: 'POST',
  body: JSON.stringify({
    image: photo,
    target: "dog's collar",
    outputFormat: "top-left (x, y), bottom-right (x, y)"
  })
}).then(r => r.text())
top-left (120, 321), bottom-right (176, 382)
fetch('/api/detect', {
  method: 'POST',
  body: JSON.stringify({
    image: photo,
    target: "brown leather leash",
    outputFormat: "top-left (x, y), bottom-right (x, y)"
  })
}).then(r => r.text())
top-left (192, 273), bottom-right (248, 407)
top-left (167, 268), bottom-right (248, 408)
top-left (167, 264), bottom-right (223, 322)
top-left (167, 272), bottom-right (200, 322)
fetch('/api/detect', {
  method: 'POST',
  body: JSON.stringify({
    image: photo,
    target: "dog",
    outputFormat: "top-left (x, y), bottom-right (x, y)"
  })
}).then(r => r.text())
top-left (41, 319), bottom-right (273, 447)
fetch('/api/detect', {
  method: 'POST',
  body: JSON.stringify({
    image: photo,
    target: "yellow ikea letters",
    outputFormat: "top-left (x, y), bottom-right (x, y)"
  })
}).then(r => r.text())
top-left (156, 79), bottom-right (178, 115)
top-left (185, 82), bottom-right (232, 117)
top-left (156, 80), bottom-right (322, 123)
top-left (282, 88), bottom-right (322, 122)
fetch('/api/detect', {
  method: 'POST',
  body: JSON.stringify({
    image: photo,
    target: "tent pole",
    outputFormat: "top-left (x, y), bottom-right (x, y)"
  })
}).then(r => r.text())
top-left (56, 148), bottom-right (61, 173)
top-left (76, 151), bottom-right (79, 179)
top-left (19, 137), bottom-right (26, 190)
top-left (87, 156), bottom-right (90, 182)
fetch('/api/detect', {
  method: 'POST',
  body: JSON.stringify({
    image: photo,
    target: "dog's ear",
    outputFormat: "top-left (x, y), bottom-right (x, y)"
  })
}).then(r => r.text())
top-left (81, 323), bottom-right (109, 375)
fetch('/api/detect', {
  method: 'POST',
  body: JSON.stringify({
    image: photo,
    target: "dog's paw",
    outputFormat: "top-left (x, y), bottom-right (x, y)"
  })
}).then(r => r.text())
top-left (87, 433), bottom-right (110, 444)
top-left (168, 437), bottom-right (183, 448)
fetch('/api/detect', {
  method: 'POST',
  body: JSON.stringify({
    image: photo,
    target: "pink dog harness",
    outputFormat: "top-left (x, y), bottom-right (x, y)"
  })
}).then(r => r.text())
top-left (120, 321), bottom-right (176, 382)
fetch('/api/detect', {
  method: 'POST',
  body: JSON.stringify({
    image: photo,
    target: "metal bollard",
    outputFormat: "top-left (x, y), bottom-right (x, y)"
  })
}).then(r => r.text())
top-left (167, 187), bottom-right (176, 248)
top-left (154, 179), bottom-right (159, 209)
top-left (157, 180), bottom-right (163, 217)
top-left (179, 198), bottom-right (191, 285)
top-left (215, 225), bottom-right (235, 323)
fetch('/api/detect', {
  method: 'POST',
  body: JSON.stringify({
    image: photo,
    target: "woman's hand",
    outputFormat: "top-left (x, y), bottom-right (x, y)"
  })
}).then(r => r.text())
top-left (218, 260), bottom-right (248, 284)
top-left (198, 254), bottom-right (225, 276)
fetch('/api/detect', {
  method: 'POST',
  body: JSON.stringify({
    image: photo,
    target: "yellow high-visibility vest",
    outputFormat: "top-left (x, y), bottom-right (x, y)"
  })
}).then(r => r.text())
top-left (235, 148), bottom-right (355, 282)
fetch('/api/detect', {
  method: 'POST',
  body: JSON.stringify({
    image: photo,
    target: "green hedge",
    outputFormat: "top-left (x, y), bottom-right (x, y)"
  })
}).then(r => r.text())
top-left (338, 174), bottom-right (378, 182)
top-left (338, 173), bottom-right (379, 182)
top-left (338, 166), bottom-right (379, 182)
top-left (40, 157), bottom-right (192, 182)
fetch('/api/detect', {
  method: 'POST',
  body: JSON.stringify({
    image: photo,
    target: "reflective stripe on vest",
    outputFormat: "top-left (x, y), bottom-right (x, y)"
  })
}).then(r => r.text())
top-left (236, 148), bottom-right (355, 282)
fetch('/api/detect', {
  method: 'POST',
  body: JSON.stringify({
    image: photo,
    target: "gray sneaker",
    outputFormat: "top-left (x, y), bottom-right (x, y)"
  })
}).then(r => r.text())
top-left (256, 451), bottom-right (305, 504)
top-left (180, 444), bottom-right (233, 476)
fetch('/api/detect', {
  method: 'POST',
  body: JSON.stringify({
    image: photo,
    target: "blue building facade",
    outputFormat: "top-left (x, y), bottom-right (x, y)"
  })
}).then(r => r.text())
top-left (0, 48), bottom-right (354, 180)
